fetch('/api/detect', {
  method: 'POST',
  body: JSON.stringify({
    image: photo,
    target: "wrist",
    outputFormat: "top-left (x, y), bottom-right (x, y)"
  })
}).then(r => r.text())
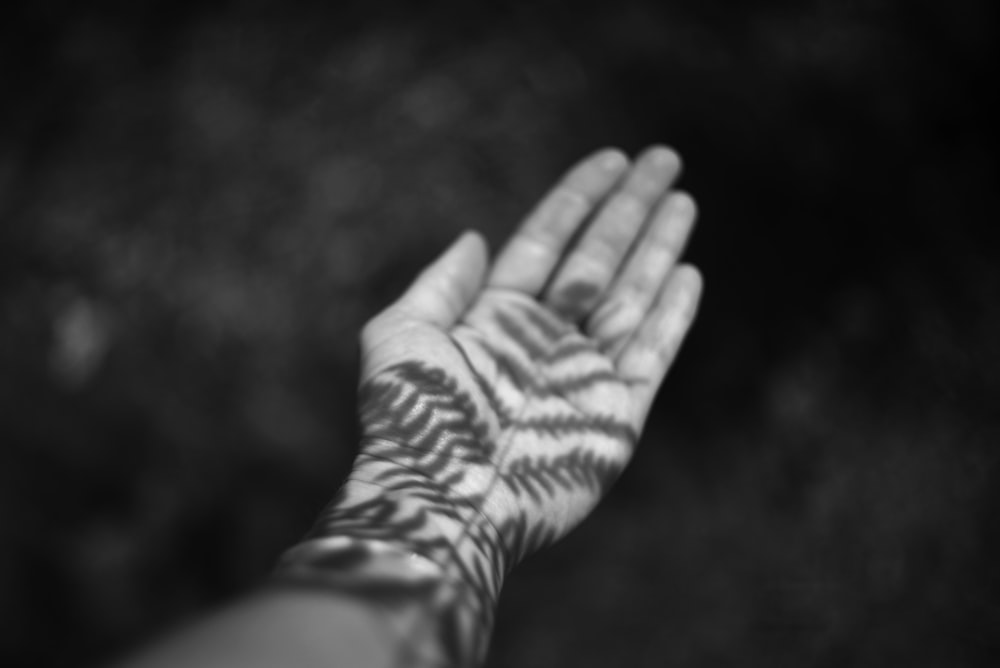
top-left (274, 445), bottom-right (509, 666)
top-left (273, 535), bottom-right (459, 666)
top-left (343, 440), bottom-right (511, 580)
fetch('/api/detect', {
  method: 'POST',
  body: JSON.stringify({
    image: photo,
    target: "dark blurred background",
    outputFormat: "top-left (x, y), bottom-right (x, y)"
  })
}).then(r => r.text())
top-left (1, 0), bottom-right (997, 666)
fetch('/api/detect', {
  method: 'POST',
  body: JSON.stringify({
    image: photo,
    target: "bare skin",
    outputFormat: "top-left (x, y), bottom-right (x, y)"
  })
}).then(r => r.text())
top-left (118, 146), bottom-right (702, 668)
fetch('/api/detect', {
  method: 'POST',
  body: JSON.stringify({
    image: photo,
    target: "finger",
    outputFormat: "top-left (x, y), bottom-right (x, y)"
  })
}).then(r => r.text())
top-left (617, 264), bottom-right (702, 430)
top-left (488, 148), bottom-right (629, 295)
top-left (392, 230), bottom-right (490, 328)
top-left (543, 145), bottom-right (682, 320)
top-left (585, 190), bottom-right (697, 357)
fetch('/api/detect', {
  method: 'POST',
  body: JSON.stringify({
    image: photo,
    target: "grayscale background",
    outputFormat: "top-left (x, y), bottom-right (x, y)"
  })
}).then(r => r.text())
top-left (1, 1), bottom-right (997, 666)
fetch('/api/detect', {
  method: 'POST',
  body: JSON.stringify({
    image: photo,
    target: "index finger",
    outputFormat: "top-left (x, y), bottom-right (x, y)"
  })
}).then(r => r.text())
top-left (487, 148), bottom-right (629, 296)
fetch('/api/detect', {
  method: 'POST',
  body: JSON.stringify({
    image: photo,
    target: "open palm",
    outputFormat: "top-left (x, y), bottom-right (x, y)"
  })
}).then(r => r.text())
top-left (352, 146), bottom-right (701, 567)
top-left (282, 147), bottom-right (702, 666)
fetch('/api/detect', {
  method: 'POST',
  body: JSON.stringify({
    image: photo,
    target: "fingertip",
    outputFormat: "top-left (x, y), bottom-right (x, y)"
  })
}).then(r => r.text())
top-left (442, 229), bottom-right (490, 294)
top-left (676, 263), bottom-right (703, 290)
top-left (595, 147), bottom-right (629, 171)
top-left (436, 229), bottom-right (489, 282)
top-left (642, 144), bottom-right (682, 173)
top-left (671, 263), bottom-right (704, 320)
top-left (668, 190), bottom-right (697, 220)
top-left (393, 229), bottom-right (490, 327)
top-left (458, 228), bottom-right (490, 264)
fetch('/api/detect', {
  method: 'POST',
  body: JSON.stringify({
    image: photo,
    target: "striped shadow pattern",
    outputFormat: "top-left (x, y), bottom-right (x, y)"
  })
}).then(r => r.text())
top-left (282, 289), bottom-right (638, 665)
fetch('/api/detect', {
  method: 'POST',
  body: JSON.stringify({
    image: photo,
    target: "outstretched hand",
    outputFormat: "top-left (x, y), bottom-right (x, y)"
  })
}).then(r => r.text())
top-left (123, 150), bottom-right (702, 668)
top-left (355, 144), bottom-right (700, 558)
top-left (293, 146), bottom-right (701, 664)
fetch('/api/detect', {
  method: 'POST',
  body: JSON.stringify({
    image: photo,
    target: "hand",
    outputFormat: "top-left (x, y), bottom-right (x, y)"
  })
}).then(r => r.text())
top-left (291, 146), bottom-right (702, 665)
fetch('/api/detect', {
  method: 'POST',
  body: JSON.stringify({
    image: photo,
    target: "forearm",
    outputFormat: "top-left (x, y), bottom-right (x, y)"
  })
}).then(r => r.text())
top-left (274, 447), bottom-right (510, 667)
top-left (115, 587), bottom-right (395, 668)
top-left (119, 456), bottom-right (508, 668)
top-left (113, 143), bottom-right (700, 668)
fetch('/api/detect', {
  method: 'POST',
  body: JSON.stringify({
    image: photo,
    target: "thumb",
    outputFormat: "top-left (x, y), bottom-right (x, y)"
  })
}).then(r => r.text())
top-left (392, 230), bottom-right (490, 328)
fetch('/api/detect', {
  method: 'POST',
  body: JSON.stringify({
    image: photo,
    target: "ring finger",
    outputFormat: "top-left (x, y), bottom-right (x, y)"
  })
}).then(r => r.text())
top-left (542, 145), bottom-right (681, 321)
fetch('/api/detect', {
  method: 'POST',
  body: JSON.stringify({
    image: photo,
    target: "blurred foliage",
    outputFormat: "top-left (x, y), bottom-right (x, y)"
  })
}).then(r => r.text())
top-left (1, 1), bottom-right (997, 666)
